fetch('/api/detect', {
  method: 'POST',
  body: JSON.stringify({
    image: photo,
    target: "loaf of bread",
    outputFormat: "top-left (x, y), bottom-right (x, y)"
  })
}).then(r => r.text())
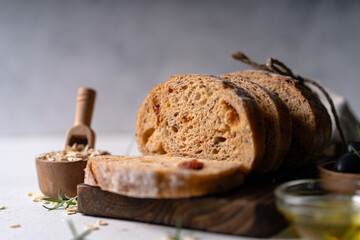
top-left (136, 74), bottom-right (266, 175)
top-left (84, 155), bottom-right (244, 198)
top-left (218, 74), bottom-right (292, 173)
top-left (231, 70), bottom-right (332, 167)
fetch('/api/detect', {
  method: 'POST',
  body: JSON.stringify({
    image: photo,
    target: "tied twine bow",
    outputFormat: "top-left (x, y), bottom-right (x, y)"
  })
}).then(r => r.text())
top-left (232, 51), bottom-right (347, 149)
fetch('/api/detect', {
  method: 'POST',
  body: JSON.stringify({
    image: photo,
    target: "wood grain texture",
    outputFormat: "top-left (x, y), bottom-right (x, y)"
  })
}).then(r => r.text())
top-left (36, 158), bottom-right (87, 198)
top-left (78, 162), bottom-right (319, 237)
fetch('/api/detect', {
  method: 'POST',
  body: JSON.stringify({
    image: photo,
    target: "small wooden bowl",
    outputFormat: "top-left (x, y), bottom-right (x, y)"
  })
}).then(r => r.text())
top-left (318, 161), bottom-right (360, 194)
top-left (36, 157), bottom-right (88, 198)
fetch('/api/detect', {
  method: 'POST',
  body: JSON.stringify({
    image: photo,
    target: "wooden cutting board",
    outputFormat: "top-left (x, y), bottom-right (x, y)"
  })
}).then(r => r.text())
top-left (77, 159), bottom-right (325, 238)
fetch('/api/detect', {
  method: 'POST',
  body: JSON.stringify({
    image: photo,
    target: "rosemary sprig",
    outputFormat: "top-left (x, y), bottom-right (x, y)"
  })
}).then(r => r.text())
top-left (350, 146), bottom-right (360, 159)
top-left (42, 189), bottom-right (77, 210)
top-left (67, 220), bottom-right (92, 240)
top-left (357, 125), bottom-right (360, 138)
top-left (166, 216), bottom-right (182, 240)
top-left (174, 216), bottom-right (182, 240)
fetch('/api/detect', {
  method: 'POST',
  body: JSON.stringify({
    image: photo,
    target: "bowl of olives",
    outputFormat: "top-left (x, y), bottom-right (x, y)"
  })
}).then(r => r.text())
top-left (319, 139), bottom-right (360, 193)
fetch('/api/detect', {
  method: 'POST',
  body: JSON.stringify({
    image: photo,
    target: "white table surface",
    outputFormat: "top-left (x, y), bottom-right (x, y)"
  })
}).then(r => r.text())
top-left (0, 134), bottom-right (299, 240)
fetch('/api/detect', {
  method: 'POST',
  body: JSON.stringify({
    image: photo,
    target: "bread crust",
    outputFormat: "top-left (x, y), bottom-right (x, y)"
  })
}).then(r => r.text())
top-left (84, 155), bottom-right (244, 198)
top-left (219, 74), bottom-right (292, 172)
top-left (232, 70), bottom-right (331, 167)
top-left (136, 74), bottom-right (265, 175)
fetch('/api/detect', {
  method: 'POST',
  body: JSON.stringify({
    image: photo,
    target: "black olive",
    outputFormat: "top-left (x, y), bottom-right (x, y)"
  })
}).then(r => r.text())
top-left (345, 141), bottom-right (360, 153)
top-left (333, 152), bottom-right (360, 173)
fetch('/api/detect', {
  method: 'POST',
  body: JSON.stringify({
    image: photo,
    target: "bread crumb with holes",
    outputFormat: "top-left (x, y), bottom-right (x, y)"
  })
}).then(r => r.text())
top-left (8, 224), bottom-right (21, 228)
top-left (0, 205), bottom-right (4, 210)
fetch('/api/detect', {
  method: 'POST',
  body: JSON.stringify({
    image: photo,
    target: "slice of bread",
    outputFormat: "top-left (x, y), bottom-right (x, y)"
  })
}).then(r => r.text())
top-left (231, 70), bottom-right (332, 167)
top-left (136, 74), bottom-right (265, 175)
top-left (218, 74), bottom-right (292, 172)
top-left (84, 155), bottom-right (244, 198)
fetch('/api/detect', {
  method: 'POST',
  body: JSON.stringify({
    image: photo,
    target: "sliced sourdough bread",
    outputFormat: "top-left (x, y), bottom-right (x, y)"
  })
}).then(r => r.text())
top-left (218, 74), bottom-right (292, 172)
top-left (136, 74), bottom-right (265, 175)
top-left (231, 70), bottom-right (332, 167)
top-left (84, 155), bottom-right (244, 198)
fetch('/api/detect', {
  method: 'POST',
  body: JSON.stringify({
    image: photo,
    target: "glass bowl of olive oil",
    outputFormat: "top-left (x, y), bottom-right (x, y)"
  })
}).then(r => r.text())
top-left (275, 179), bottom-right (360, 240)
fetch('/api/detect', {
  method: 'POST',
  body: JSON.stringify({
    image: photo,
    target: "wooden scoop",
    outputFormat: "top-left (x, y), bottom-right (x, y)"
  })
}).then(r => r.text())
top-left (65, 87), bottom-right (96, 148)
top-left (36, 87), bottom-right (96, 198)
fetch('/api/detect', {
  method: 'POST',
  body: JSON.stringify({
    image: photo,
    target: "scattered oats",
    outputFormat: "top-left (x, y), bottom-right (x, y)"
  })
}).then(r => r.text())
top-left (0, 205), bottom-right (4, 210)
top-left (96, 220), bottom-right (108, 226)
top-left (64, 205), bottom-right (78, 215)
top-left (67, 206), bottom-right (78, 211)
top-left (67, 152), bottom-right (75, 157)
top-left (74, 152), bottom-right (83, 157)
top-left (8, 224), bottom-right (20, 228)
top-left (184, 235), bottom-right (198, 240)
top-left (84, 225), bottom-right (99, 231)
top-left (28, 192), bottom-right (44, 202)
top-left (37, 154), bottom-right (46, 159)
top-left (41, 200), bottom-right (50, 204)
top-left (27, 192), bottom-right (44, 203)
top-left (37, 143), bottom-right (109, 162)
top-left (84, 145), bottom-right (89, 152)
top-left (65, 211), bottom-right (76, 215)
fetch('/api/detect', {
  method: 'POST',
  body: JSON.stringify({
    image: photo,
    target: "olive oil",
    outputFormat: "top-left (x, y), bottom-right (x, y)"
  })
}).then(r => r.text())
top-left (276, 179), bottom-right (360, 240)
top-left (280, 207), bottom-right (360, 240)
top-left (292, 218), bottom-right (360, 240)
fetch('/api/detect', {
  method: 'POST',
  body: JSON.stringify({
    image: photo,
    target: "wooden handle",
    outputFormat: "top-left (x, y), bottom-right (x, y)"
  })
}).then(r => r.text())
top-left (74, 87), bottom-right (96, 126)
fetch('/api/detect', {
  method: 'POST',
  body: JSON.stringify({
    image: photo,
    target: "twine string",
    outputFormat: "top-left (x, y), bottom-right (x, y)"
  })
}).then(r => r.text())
top-left (231, 52), bottom-right (269, 71)
top-left (232, 51), bottom-right (347, 148)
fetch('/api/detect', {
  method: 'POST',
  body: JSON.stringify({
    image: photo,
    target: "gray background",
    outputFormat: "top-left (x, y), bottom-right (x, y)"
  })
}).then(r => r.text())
top-left (1, 0), bottom-right (359, 136)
